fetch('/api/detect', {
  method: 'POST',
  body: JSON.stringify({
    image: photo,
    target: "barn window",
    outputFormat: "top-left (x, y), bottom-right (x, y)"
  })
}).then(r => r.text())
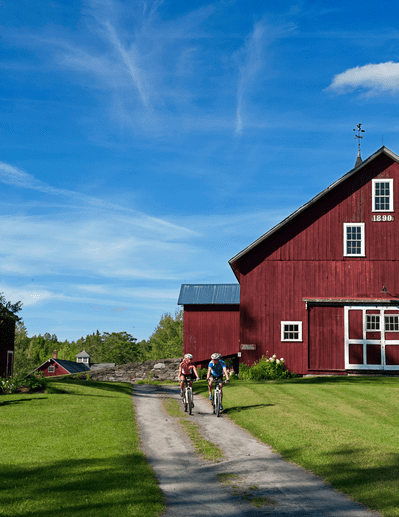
top-left (343, 223), bottom-right (365, 257)
top-left (385, 315), bottom-right (399, 332)
top-left (372, 179), bottom-right (393, 212)
top-left (48, 365), bottom-right (55, 372)
top-left (366, 315), bottom-right (380, 331)
top-left (281, 321), bottom-right (302, 341)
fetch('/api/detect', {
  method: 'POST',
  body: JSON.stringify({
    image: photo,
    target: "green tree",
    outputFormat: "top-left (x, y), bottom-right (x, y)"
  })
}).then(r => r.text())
top-left (13, 320), bottom-right (33, 375)
top-left (0, 292), bottom-right (22, 321)
top-left (147, 310), bottom-right (183, 360)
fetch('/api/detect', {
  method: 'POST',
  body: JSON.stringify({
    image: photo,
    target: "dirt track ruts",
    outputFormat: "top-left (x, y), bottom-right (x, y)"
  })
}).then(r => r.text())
top-left (133, 384), bottom-right (381, 517)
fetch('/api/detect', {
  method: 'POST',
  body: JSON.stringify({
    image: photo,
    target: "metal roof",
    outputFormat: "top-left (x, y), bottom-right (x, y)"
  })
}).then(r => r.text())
top-left (55, 360), bottom-right (91, 373)
top-left (229, 146), bottom-right (399, 267)
top-left (75, 349), bottom-right (91, 358)
top-left (178, 284), bottom-right (240, 305)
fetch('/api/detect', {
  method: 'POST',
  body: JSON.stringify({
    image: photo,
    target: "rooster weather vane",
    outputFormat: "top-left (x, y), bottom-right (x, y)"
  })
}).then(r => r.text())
top-left (353, 123), bottom-right (365, 166)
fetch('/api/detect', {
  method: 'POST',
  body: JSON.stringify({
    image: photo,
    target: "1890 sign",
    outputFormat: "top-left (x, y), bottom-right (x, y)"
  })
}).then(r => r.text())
top-left (372, 215), bottom-right (394, 222)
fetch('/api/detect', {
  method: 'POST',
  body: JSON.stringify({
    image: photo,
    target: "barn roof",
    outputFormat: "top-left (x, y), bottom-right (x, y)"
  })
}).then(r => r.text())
top-left (76, 349), bottom-right (91, 358)
top-left (178, 284), bottom-right (240, 305)
top-left (229, 146), bottom-right (399, 270)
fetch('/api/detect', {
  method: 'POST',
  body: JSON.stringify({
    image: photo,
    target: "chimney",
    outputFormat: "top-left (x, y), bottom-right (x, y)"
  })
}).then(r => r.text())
top-left (53, 350), bottom-right (57, 359)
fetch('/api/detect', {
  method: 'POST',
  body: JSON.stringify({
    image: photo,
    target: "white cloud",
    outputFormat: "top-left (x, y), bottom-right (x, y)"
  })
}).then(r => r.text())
top-left (327, 62), bottom-right (399, 95)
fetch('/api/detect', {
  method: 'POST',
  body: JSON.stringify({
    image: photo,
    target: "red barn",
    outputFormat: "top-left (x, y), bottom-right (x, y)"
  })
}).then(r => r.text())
top-left (180, 146), bottom-right (399, 375)
top-left (229, 146), bottom-right (399, 375)
top-left (178, 284), bottom-right (240, 368)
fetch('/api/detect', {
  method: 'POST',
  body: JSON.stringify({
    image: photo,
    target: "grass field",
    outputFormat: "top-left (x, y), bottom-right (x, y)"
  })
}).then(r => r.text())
top-left (196, 375), bottom-right (399, 517)
top-left (0, 379), bottom-right (164, 517)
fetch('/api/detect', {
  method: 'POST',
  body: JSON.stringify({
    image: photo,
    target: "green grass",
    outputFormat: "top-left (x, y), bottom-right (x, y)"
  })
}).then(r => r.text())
top-left (0, 379), bottom-right (165, 517)
top-left (162, 397), bottom-right (224, 462)
top-left (196, 376), bottom-right (399, 517)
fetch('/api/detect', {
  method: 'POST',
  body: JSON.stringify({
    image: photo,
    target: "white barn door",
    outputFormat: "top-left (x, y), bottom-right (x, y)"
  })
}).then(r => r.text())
top-left (345, 306), bottom-right (399, 370)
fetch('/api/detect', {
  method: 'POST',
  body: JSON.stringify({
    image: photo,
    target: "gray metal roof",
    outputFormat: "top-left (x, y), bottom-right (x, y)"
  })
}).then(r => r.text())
top-left (55, 360), bottom-right (91, 373)
top-left (75, 349), bottom-right (91, 358)
top-left (178, 284), bottom-right (240, 305)
top-left (229, 146), bottom-right (399, 267)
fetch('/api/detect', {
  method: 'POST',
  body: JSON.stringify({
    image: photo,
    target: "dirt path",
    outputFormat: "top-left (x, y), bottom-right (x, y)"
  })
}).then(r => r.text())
top-left (133, 384), bottom-right (381, 517)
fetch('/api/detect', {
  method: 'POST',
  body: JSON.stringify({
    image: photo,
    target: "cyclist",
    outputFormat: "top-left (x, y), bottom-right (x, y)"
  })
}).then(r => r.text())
top-left (207, 353), bottom-right (229, 410)
top-left (179, 354), bottom-right (199, 398)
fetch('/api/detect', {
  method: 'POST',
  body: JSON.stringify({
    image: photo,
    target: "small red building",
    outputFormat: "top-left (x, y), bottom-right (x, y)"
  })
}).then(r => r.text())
top-left (181, 146), bottom-right (399, 375)
top-left (178, 284), bottom-right (240, 368)
top-left (29, 350), bottom-right (91, 377)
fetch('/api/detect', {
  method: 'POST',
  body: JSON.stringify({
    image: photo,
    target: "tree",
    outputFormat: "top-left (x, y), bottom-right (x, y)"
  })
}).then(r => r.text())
top-left (0, 292), bottom-right (22, 321)
top-left (147, 310), bottom-right (183, 360)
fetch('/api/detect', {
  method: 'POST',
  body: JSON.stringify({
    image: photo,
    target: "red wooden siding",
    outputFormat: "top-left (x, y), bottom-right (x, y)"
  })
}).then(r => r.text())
top-left (36, 360), bottom-right (70, 377)
top-left (183, 305), bottom-right (239, 364)
top-left (233, 153), bottom-right (399, 374)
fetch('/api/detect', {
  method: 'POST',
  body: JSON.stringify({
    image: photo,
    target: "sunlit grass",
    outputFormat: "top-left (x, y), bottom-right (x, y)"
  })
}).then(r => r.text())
top-left (0, 379), bottom-right (164, 517)
top-left (195, 376), bottom-right (399, 517)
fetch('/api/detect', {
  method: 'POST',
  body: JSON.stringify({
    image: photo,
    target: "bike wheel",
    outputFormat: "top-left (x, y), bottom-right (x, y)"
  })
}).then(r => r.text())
top-left (215, 391), bottom-right (220, 417)
top-left (188, 390), bottom-right (193, 415)
top-left (184, 389), bottom-right (188, 412)
top-left (212, 390), bottom-right (216, 414)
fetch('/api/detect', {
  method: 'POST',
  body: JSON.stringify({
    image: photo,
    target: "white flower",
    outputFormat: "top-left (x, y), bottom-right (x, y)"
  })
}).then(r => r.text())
top-left (276, 359), bottom-right (280, 364)
top-left (272, 354), bottom-right (276, 359)
top-left (280, 358), bottom-right (284, 362)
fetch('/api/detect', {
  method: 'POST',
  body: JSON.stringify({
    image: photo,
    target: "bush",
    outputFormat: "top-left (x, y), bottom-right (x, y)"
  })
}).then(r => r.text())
top-left (239, 354), bottom-right (296, 380)
top-left (0, 372), bottom-right (46, 394)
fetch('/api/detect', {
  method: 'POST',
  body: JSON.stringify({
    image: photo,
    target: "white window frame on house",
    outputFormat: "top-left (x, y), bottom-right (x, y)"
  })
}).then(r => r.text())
top-left (343, 223), bottom-right (365, 257)
top-left (372, 179), bottom-right (393, 212)
top-left (6, 350), bottom-right (14, 377)
top-left (385, 315), bottom-right (399, 332)
top-left (48, 365), bottom-right (55, 372)
top-left (281, 321), bottom-right (303, 342)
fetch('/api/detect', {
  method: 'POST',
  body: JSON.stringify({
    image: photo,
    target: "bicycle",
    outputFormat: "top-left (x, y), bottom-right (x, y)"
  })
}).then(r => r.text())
top-left (182, 376), bottom-right (197, 415)
top-left (211, 378), bottom-right (228, 417)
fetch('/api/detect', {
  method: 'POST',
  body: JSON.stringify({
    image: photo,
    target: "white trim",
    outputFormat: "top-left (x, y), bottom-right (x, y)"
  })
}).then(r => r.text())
top-left (343, 222), bottom-right (365, 257)
top-left (345, 306), bottom-right (399, 370)
top-left (281, 321), bottom-right (303, 342)
top-left (372, 178), bottom-right (394, 212)
top-left (6, 350), bottom-right (14, 377)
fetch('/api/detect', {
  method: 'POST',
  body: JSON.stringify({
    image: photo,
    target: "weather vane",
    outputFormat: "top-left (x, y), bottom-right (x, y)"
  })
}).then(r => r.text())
top-left (353, 123), bottom-right (365, 153)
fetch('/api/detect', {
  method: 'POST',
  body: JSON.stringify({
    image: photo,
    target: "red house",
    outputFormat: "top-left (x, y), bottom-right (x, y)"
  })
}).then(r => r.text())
top-left (181, 146), bottom-right (399, 375)
top-left (29, 350), bottom-right (91, 377)
top-left (178, 284), bottom-right (240, 368)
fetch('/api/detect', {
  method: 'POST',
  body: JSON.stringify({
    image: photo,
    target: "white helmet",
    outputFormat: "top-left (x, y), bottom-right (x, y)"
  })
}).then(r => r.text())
top-left (184, 354), bottom-right (193, 359)
top-left (211, 353), bottom-right (221, 360)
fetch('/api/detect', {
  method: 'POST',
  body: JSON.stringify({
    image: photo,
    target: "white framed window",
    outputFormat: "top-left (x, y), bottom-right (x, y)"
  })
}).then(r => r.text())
top-left (385, 315), bottom-right (399, 332)
top-left (366, 315), bottom-right (380, 331)
top-left (48, 365), bottom-right (55, 372)
top-left (281, 321), bottom-right (303, 341)
top-left (372, 179), bottom-right (393, 212)
top-left (344, 223), bottom-right (365, 257)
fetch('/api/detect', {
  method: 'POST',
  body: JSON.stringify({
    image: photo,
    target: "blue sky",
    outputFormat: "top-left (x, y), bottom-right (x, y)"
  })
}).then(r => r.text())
top-left (1, 0), bottom-right (399, 342)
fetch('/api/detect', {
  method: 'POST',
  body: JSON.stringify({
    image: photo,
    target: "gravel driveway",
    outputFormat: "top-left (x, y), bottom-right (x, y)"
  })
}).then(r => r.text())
top-left (133, 384), bottom-right (381, 517)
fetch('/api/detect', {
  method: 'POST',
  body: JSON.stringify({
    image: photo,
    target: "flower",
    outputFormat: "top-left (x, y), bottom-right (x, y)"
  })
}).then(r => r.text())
top-left (276, 359), bottom-right (280, 364)
top-left (272, 354), bottom-right (276, 359)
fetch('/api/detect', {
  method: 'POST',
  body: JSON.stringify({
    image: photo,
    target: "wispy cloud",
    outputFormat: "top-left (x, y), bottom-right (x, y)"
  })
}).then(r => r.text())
top-left (327, 62), bottom-right (399, 95)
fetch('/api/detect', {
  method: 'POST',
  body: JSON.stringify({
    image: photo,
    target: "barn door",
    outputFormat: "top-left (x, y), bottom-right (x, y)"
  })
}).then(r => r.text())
top-left (345, 307), bottom-right (399, 370)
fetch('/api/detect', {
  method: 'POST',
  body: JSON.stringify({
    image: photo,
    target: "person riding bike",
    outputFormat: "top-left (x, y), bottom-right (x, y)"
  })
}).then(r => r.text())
top-left (179, 354), bottom-right (199, 398)
top-left (207, 353), bottom-right (229, 410)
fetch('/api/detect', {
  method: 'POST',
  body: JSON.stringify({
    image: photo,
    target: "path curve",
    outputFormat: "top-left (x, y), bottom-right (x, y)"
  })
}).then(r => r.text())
top-left (133, 384), bottom-right (381, 517)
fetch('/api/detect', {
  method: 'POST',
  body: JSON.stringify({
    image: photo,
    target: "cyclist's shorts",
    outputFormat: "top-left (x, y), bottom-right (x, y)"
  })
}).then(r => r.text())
top-left (209, 376), bottom-right (223, 384)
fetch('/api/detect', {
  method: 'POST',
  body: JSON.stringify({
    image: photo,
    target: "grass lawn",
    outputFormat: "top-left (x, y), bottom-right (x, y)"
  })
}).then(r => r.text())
top-left (0, 379), bottom-right (164, 517)
top-left (195, 376), bottom-right (399, 517)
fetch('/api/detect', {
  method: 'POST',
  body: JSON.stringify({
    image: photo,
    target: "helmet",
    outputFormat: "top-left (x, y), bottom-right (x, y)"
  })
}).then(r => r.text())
top-left (184, 354), bottom-right (193, 359)
top-left (211, 353), bottom-right (221, 360)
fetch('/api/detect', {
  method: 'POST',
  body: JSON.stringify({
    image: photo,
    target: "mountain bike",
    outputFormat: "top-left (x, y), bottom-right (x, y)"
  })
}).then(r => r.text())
top-left (211, 378), bottom-right (228, 417)
top-left (182, 377), bottom-right (197, 415)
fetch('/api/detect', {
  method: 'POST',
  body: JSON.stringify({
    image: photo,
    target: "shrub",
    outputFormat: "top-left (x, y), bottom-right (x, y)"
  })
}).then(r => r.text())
top-left (239, 354), bottom-right (296, 380)
top-left (0, 372), bottom-right (46, 394)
